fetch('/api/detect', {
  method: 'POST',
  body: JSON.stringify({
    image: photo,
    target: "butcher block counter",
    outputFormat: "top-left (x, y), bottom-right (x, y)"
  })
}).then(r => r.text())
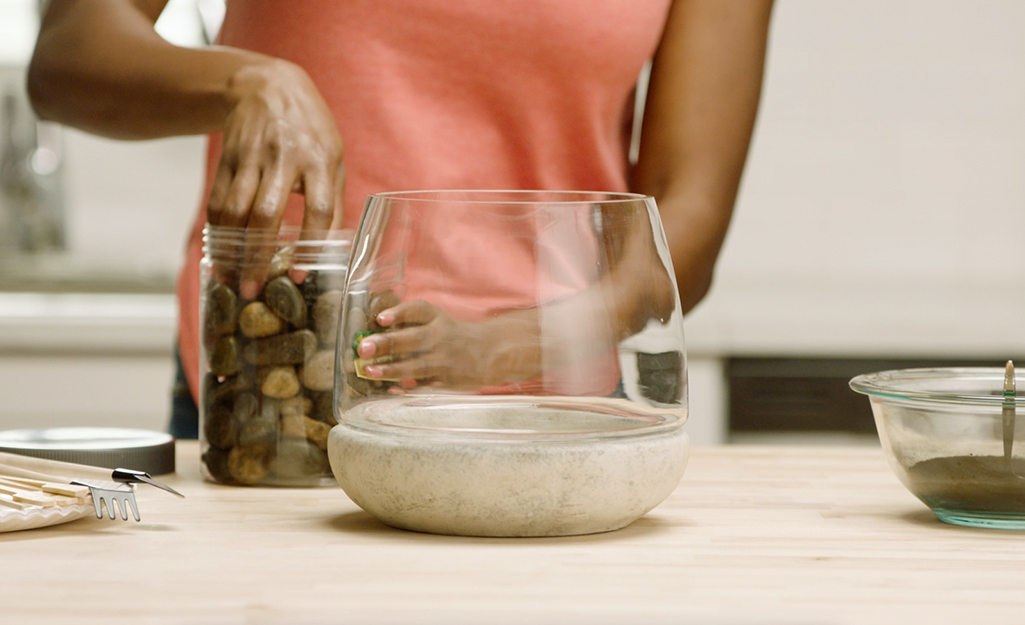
top-left (3, 441), bottom-right (1025, 625)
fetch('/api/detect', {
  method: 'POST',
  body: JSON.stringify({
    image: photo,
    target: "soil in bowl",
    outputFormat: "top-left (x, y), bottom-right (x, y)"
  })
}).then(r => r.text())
top-left (905, 455), bottom-right (1025, 514)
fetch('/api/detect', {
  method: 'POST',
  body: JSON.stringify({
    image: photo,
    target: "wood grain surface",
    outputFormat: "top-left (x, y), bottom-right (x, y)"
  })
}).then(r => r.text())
top-left (2, 441), bottom-right (1024, 624)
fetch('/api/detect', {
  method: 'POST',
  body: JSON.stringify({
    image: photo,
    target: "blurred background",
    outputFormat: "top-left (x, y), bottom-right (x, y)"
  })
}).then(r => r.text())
top-left (0, 0), bottom-right (1022, 444)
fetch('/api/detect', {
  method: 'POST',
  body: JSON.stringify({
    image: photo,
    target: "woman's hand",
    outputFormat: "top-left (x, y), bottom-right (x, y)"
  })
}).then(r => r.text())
top-left (208, 59), bottom-right (345, 299)
top-left (356, 301), bottom-right (541, 390)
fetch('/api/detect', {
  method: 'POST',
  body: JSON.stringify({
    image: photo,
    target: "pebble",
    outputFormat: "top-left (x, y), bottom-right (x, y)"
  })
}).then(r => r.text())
top-left (304, 417), bottom-right (332, 451)
top-left (239, 301), bottom-right (286, 338)
top-left (238, 410), bottom-right (277, 447)
top-left (205, 391), bottom-right (259, 449)
top-left (268, 246), bottom-right (294, 279)
top-left (280, 395), bottom-right (312, 418)
top-left (243, 329), bottom-right (317, 365)
top-left (301, 350), bottom-right (336, 391)
top-left (204, 371), bottom-right (255, 407)
top-left (261, 366), bottom-right (301, 398)
top-left (202, 446), bottom-right (233, 484)
top-left (279, 412), bottom-right (333, 454)
top-left (265, 276), bottom-right (307, 327)
top-left (309, 391), bottom-right (337, 425)
top-left (232, 392), bottom-right (259, 422)
top-left (208, 336), bottom-right (241, 377)
top-left (345, 307), bottom-right (368, 349)
top-left (314, 290), bottom-right (343, 345)
top-left (227, 443), bottom-right (273, 485)
top-left (203, 399), bottom-right (237, 450)
top-left (204, 282), bottom-right (238, 338)
top-left (279, 413), bottom-right (307, 438)
top-left (269, 438), bottom-right (330, 480)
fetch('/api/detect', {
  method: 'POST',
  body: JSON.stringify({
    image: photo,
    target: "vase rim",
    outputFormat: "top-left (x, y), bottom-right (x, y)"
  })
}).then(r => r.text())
top-left (368, 189), bottom-right (650, 204)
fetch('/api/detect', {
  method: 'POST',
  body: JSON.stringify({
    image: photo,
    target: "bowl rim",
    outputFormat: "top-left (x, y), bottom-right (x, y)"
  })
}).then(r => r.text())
top-left (849, 367), bottom-right (1023, 407)
top-left (337, 395), bottom-right (686, 444)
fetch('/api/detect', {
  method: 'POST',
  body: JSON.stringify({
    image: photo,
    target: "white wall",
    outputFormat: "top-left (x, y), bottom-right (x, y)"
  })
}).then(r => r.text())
top-left (60, 131), bottom-right (205, 273)
top-left (715, 0), bottom-right (1025, 293)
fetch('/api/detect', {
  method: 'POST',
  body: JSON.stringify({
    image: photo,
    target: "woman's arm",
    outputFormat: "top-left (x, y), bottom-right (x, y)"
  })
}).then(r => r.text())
top-left (29, 0), bottom-right (250, 139)
top-left (632, 0), bottom-right (775, 314)
top-left (28, 0), bottom-right (345, 296)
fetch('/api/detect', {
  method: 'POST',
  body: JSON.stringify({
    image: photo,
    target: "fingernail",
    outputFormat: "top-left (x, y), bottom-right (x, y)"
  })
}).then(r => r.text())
top-left (289, 268), bottom-right (309, 285)
top-left (377, 312), bottom-right (394, 326)
top-left (364, 365), bottom-right (383, 378)
top-left (357, 339), bottom-right (376, 358)
top-left (400, 378), bottom-right (417, 388)
top-left (240, 280), bottom-right (260, 300)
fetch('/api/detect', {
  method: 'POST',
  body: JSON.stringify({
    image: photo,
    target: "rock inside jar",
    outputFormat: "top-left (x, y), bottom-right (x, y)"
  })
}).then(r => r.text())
top-left (201, 270), bottom-right (342, 486)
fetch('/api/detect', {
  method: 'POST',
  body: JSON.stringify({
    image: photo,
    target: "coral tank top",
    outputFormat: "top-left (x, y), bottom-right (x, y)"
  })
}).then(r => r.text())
top-left (178, 0), bottom-right (672, 401)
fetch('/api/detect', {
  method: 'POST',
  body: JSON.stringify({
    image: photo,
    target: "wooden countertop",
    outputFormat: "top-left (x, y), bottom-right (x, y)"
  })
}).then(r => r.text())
top-left (3, 441), bottom-right (1025, 624)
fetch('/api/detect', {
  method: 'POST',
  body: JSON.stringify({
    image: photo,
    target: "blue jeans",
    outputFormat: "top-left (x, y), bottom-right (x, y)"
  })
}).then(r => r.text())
top-left (169, 347), bottom-right (199, 440)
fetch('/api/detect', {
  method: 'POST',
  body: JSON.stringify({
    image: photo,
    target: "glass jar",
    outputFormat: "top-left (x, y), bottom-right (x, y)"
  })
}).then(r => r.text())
top-left (199, 225), bottom-right (351, 486)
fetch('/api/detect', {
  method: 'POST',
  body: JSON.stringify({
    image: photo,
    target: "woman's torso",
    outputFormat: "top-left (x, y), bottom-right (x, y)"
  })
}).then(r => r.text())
top-left (179, 0), bottom-right (672, 399)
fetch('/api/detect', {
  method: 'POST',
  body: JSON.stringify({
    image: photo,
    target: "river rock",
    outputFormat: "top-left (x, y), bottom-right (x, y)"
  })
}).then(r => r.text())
top-left (202, 399), bottom-right (236, 450)
top-left (301, 349), bottom-right (335, 391)
top-left (280, 413), bottom-right (331, 452)
top-left (269, 437), bottom-right (329, 480)
top-left (202, 446), bottom-right (234, 484)
top-left (203, 371), bottom-right (255, 406)
top-left (309, 391), bottom-right (337, 425)
top-left (239, 301), bottom-right (286, 338)
top-left (265, 276), bottom-right (307, 327)
top-left (227, 443), bottom-right (273, 485)
top-left (243, 330), bottom-right (317, 365)
top-left (238, 410), bottom-right (277, 447)
top-left (268, 246), bottom-right (293, 280)
top-left (280, 395), bottom-right (312, 419)
top-left (261, 366), bottom-right (300, 398)
top-left (204, 282), bottom-right (238, 345)
top-left (303, 417), bottom-right (332, 451)
top-left (314, 290), bottom-right (343, 345)
top-left (232, 391), bottom-right (259, 422)
top-left (280, 412), bottom-right (304, 439)
top-left (209, 335), bottom-right (241, 377)
top-left (344, 306), bottom-right (368, 348)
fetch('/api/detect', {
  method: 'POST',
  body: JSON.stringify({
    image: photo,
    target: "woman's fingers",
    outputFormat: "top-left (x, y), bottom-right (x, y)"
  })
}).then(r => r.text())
top-left (204, 59), bottom-right (344, 298)
top-left (299, 161), bottom-right (338, 235)
top-left (330, 161), bottom-right (346, 230)
top-left (289, 162), bottom-right (339, 285)
top-left (238, 161), bottom-right (293, 299)
top-left (208, 161), bottom-right (261, 227)
top-left (355, 301), bottom-right (489, 387)
top-left (359, 323), bottom-right (437, 359)
top-left (375, 300), bottom-right (439, 328)
top-left (364, 353), bottom-right (438, 382)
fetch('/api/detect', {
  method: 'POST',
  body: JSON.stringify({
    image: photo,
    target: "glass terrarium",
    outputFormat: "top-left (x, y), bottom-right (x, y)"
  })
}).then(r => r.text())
top-left (327, 190), bottom-right (690, 537)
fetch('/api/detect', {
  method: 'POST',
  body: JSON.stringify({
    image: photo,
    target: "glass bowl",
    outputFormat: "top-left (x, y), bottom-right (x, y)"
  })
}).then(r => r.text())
top-left (850, 367), bottom-right (1025, 529)
top-left (328, 190), bottom-right (689, 536)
